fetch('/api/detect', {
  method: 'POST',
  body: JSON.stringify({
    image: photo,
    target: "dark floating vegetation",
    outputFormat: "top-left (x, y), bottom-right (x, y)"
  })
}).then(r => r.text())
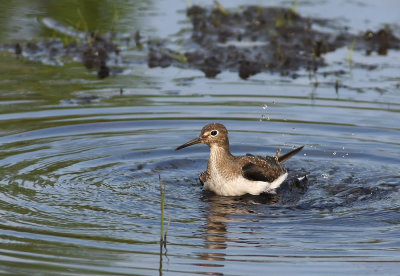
top-left (149, 5), bottom-right (400, 79)
top-left (3, 31), bottom-right (121, 79)
top-left (2, 4), bottom-right (400, 79)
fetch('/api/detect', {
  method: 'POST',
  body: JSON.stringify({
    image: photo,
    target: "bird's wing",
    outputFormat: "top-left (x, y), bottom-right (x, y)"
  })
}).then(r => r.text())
top-left (241, 156), bottom-right (285, 183)
top-left (242, 163), bottom-right (269, 182)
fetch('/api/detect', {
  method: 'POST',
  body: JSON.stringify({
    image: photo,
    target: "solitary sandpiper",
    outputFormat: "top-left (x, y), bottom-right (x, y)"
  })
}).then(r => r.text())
top-left (176, 123), bottom-right (304, 196)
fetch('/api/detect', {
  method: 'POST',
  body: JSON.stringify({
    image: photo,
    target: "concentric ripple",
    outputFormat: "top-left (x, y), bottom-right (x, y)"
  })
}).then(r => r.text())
top-left (0, 105), bottom-right (399, 274)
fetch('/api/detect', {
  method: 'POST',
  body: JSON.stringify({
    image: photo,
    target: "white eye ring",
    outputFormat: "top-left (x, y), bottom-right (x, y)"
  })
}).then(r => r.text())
top-left (210, 130), bottom-right (218, 136)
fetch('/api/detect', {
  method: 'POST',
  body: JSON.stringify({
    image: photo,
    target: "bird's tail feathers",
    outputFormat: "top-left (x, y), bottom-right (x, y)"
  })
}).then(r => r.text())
top-left (278, 146), bottom-right (304, 163)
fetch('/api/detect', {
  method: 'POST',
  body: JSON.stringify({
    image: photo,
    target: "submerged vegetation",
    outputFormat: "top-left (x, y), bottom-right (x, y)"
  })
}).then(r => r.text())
top-left (159, 175), bottom-right (170, 275)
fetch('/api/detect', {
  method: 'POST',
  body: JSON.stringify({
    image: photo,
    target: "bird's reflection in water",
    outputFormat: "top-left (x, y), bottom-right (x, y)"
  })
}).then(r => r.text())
top-left (197, 192), bottom-right (280, 267)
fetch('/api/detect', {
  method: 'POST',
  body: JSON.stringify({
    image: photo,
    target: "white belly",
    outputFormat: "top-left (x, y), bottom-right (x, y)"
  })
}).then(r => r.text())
top-left (204, 172), bottom-right (288, 196)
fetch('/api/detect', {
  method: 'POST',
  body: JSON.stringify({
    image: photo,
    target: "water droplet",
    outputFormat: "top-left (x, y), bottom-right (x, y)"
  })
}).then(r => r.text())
top-left (260, 104), bottom-right (271, 121)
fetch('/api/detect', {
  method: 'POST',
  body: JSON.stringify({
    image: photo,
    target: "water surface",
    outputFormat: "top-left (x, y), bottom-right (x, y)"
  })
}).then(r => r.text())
top-left (0, 0), bottom-right (399, 275)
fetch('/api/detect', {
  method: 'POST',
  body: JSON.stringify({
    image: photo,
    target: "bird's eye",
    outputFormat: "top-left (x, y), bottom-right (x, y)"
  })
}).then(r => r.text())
top-left (211, 130), bottom-right (218, 136)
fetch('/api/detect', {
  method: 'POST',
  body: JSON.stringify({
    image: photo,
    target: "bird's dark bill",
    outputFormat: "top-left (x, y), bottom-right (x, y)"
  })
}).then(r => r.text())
top-left (176, 137), bottom-right (202, 150)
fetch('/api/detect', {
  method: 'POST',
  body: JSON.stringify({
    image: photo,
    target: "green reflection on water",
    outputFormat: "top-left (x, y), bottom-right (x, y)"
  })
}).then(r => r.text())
top-left (0, 0), bottom-right (153, 124)
top-left (0, 0), bottom-right (150, 42)
top-left (0, 53), bottom-right (89, 108)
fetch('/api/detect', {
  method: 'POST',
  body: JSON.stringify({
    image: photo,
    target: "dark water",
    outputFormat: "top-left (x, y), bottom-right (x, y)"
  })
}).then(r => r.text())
top-left (0, 0), bottom-right (399, 275)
